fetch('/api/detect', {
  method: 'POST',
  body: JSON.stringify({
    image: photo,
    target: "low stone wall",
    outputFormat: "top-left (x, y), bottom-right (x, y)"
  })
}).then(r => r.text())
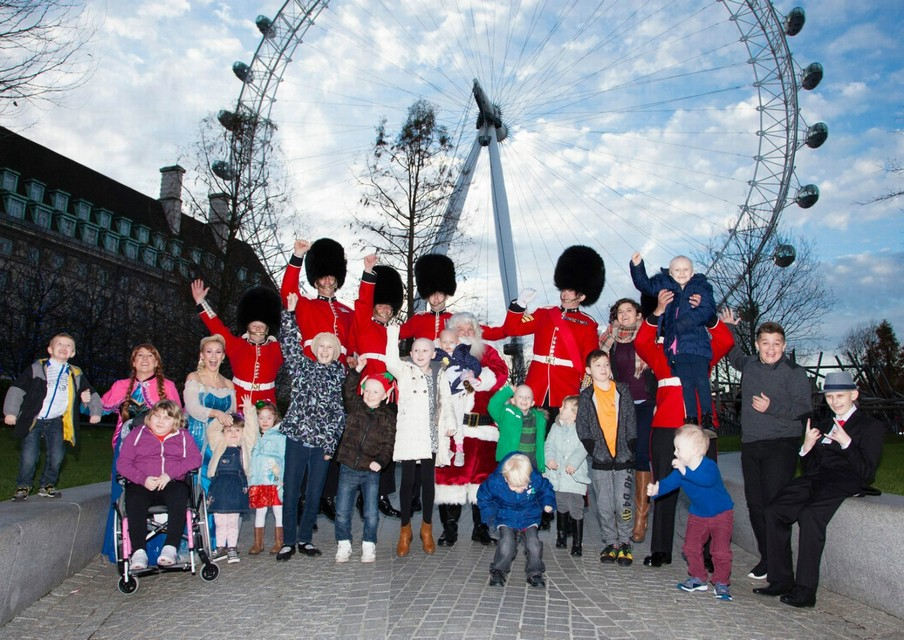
top-left (685, 452), bottom-right (904, 620)
top-left (0, 482), bottom-right (108, 625)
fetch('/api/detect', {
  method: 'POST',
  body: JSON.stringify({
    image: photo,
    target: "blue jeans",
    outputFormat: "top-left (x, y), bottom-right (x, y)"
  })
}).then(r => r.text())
top-left (335, 465), bottom-right (380, 543)
top-left (16, 417), bottom-right (65, 486)
top-left (491, 525), bottom-right (545, 577)
top-left (282, 439), bottom-right (331, 545)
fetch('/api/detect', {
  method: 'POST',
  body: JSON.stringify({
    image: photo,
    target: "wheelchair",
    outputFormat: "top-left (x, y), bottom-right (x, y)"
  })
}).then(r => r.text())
top-left (111, 470), bottom-right (219, 594)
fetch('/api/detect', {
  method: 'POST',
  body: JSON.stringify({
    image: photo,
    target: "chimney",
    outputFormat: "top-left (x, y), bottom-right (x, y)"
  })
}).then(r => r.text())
top-left (159, 165), bottom-right (185, 234)
top-left (208, 192), bottom-right (230, 252)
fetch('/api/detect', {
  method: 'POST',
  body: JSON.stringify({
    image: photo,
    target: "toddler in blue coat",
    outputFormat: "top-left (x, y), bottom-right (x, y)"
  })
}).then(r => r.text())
top-left (477, 453), bottom-right (556, 588)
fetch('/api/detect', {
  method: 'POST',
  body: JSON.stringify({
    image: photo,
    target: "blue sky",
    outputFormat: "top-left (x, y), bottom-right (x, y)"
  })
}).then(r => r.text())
top-left (8, 0), bottom-right (904, 351)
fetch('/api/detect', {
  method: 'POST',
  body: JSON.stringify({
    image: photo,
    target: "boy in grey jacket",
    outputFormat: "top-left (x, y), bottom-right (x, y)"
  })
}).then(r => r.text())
top-left (576, 350), bottom-right (637, 566)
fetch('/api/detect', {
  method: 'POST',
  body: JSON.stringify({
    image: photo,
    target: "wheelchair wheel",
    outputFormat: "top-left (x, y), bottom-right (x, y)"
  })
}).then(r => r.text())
top-left (112, 503), bottom-right (125, 571)
top-left (200, 563), bottom-right (219, 582)
top-left (118, 575), bottom-right (139, 594)
top-left (195, 482), bottom-right (212, 555)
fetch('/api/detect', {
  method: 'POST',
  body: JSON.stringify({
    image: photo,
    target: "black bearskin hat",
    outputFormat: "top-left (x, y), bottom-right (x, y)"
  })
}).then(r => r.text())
top-left (305, 238), bottom-right (347, 290)
top-left (373, 265), bottom-right (404, 316)
top-left (640, 294), bottom-right (659, 319)
top-left (236, 286), bottom-right (281, 336)
top-left (415, 254), bottom-right (457, 299)
top-left (553, 245), bottom-right (605, 307)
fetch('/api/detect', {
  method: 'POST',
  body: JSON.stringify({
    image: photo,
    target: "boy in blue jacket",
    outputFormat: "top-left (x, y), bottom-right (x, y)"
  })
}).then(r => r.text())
top-left (477, 453), bottom-right (556, 588)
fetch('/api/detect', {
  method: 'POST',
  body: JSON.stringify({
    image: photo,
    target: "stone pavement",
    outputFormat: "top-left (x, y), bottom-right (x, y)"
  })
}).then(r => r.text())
top-left (1, 500), bottom-right (901, 640)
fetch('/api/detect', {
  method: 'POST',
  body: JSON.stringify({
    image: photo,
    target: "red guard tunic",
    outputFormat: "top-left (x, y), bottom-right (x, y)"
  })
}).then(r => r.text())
top-left (399, 310), bottom-right (451, 341)
top-left (353, 271), bottom-right (389, 378)
top-left (501, 305), bottom-right (599, 408)
top-left (634, 317), bottom-right (734, 429)
top-left (281, 256), bottom-right (354, 360)
top-left (197, 306), bottom-right (283, 404)
top-left (435, 343), bottom-right (508, 504)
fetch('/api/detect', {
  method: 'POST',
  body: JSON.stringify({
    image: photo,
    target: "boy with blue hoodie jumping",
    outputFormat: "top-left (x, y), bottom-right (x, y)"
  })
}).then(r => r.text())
top-left (477, 453), bottom-right (556, 588)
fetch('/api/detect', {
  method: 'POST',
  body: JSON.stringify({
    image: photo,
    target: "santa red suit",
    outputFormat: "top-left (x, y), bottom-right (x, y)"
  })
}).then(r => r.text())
top-left (196, 289), bottom-right (283, 404)
top-left (280, 240), bottom-right (354, 360)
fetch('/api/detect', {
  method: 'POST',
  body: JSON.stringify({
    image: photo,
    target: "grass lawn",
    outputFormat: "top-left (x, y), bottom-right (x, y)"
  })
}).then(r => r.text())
top-left (1, 424), bottom-right (113, 500)
top-left (717, 432), bottom-right (904, 496)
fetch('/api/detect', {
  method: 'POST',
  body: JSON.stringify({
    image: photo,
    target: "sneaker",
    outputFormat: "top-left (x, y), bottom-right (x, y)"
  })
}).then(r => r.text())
top-left (714, 583), bottom-right (733, 601)
top-left (527, 574), bottom-right (546, 588)
top-left (677, 577), bottom-right (708, 592)
top-left (361, 541), bottom-right (376, 563)
top-left (227, 547), bottom-right (240, 564)
top-left (488, 570), bottom-right (506, 587)
top-left (130, 548), bottom-right (148, 571)
top-left (12, 486), bottom-right (30, 502)
top-left (211, 547), bottom-right (229, 563)
top-left (336, 540), bottom-right (352, 563)
top-left (616, 543), bottom-right (633, 566)
top-left (748, 561), bottom-right (767, 580)
top-left (600, 544), bottom-right (617, 563)
top-left (38, 485), bottom-right (61, 498)
top-left (158, 544), bottom-right (178, 566)
top-left (298, 542), bottom-right (322, 557)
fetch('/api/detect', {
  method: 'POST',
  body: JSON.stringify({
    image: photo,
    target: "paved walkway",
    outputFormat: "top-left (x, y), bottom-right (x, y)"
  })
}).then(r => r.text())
top-left (1, 501), bottom-right (900, 640)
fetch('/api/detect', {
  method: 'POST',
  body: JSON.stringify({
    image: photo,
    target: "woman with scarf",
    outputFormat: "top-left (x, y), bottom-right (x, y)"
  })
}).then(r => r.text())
top-left (599, 298), bottom-right (656, 543)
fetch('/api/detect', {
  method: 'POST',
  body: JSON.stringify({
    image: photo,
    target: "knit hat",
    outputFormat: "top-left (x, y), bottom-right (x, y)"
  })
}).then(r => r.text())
top-left (415, 254), bottom-right (457, 298)
top-left (305, 238), bottom-right (347, 290)
top-left (553, 245), bottom-right (605, 306)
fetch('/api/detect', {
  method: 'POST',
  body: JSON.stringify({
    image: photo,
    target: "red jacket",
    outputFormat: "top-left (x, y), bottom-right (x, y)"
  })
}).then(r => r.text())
top-left (399, 310), bottom-right (451, 341)
top-left (634, 318), bottom-right (734, 428)
top-left (198, 310), bottom-right (283, 403)
top-left (501, 305), bottom-right (599, 407)
top-left (280, 259), bottom-right (354, 359)
top-left (353, 271), bottom-right (388, 378)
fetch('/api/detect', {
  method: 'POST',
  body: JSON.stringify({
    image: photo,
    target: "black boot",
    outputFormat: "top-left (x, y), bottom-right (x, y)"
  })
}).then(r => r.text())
top-left (539, 509), bottom-right (553, 531)
top-left (319, 496), bottom-right (336, 522)
top-left (411, 496), bottom-right (422, 513)
top-left (471, 504), bottom-right (492, 545)
top-left (437, 504), bottom-right (461, 546)
top-left (379, 495), bottom-right (401, 518)
top-left (555, 512), bottom-right (568, 549)
top-left (570, 516), bottom-right (584, 557)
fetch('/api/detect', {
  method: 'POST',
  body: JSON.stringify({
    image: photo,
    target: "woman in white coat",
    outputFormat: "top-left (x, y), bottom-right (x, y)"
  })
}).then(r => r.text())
top-left (386, 325), bottom-right (458, 556)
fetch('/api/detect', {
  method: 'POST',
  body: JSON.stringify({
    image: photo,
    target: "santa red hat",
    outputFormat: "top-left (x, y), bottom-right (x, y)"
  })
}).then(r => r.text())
top-left (360, 372), bottom-right (397, 402)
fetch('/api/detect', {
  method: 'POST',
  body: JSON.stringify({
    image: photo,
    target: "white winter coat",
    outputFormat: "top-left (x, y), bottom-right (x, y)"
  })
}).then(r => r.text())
top-left (543, 421), bottom-right (591, 494)
top-left (386, 325), bottom-right (458, 465)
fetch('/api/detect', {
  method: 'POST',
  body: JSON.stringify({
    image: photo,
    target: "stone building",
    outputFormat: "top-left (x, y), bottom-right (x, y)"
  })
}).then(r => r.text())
top-left (0, 126), bottom-right (273, 389)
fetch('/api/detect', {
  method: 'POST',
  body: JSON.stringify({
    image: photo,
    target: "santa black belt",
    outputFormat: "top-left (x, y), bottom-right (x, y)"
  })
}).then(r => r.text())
top-left (463, 413), bottom-right (494, 427)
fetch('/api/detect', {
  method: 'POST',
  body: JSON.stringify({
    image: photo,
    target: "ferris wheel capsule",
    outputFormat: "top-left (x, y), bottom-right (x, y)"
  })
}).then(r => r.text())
top-left (232, 62), bottom-right (254, 84)
top-left (806, 122), bottom-right (828, 149)
top-left (211, 161), bottom-right (236, 181)
top-left (773, 244), bottom-right (796, 268)
top-left (801, 62), bottom-right (823, 90)
top-left (256, 15), bottom-right (274, 37)
top-left (796, 184), bottom-right (819, 209)
top-left (785, 8), bottom-right (806, 36)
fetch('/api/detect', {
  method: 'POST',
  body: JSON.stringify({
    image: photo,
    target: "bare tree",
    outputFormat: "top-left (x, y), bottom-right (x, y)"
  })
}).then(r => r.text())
top-left (703, 228), bottom-right (837, 357)
top-left (353, 99), bottom-right (457, 318)
top-left (179, 113), bottom-right (293, 315)
top-left (0, 1), bottom-right (97, 115)
top-left (839, 320), bottom-right (904, 396)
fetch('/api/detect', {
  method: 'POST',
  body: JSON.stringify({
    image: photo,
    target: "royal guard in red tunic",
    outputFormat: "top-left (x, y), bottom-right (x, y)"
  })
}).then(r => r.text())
top-left (399, 254), bottom-right (456, 341)
top-left (280, 238), bottom-right (354, 360)
top-left (351, 254), bottom-right (405, 517)
top-left (434, 312), bottom-right (510, 546)
top-left (501, 245), bottom-right (605, 410)
top-left (191, 280), bottom-right (283, 404)
top-left (353, 255), bottom-right (404, 378)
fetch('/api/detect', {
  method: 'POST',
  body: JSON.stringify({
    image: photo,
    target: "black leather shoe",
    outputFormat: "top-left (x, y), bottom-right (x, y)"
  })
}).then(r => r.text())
top-left (753, 582), bottom-right (794, 597)
top-left (472, 523), bottom-right (492, 545)
top-left (411, 496), bottom-right (422, 513)
top-left (527, 574), bottom-right (546, 588)
top-left (319, 497), bottom-right (336, 521)
top-left (643, 552), bottom-right (672, 567)
top-left (378, 495), bottom-right (401, 518)
top-left (275, 545), bottom-right (296, 562)
top-left (297, 543), bottom-right (322, 557)
top-left (780, 586), bottom-right (816, 608)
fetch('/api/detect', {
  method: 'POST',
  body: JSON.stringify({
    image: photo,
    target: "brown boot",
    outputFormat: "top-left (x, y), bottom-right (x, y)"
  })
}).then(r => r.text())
top-left (420, 522), bottom-right (435, 555)
top-left (632, 471), bottom-right (651, 543)
top-left (269, 527), bottom-right (284, 555)
top-left (397, 523), bottom-right (413, 557)
top-left (249, 527), bottom-right (265, 555)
